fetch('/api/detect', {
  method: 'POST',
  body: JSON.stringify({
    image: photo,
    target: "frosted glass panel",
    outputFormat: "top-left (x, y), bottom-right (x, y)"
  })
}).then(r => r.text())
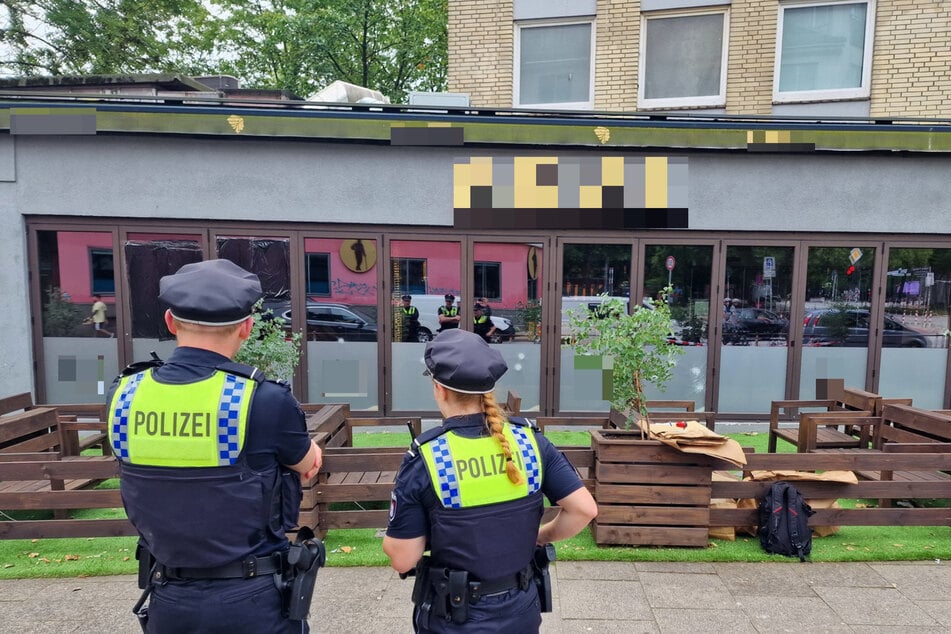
top-left (392, 342), bottom-right (433, 411)
top-left (717, 346), bottom-right (788, 412)
top-left (798, 347), bottom-right (867, 400)
top-left (307, 341), bottom-right (379, 411)
top-left (42, 338), bottom-right (119, 403)
top-left (560, 346), bottom-right (707, 413)
top-left (879, 348), bottom-right (947, 409)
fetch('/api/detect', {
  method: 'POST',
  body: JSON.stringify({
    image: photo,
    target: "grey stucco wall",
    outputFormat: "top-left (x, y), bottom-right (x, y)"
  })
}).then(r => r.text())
top-left (3, 132), bottom-right (950, 398)
top-left (9, 135), bottom-right (951, 233)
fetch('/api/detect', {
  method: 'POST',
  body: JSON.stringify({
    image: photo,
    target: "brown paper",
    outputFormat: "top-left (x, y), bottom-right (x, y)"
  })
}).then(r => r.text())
top-left (639, 419), bottom-right (748, 467)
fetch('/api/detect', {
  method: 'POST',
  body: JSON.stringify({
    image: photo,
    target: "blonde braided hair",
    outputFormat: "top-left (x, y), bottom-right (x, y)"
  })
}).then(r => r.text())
top-left (482, 392), bottom-right (524, 485)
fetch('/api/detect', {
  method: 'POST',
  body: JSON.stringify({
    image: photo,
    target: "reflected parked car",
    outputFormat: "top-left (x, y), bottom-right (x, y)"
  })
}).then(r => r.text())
top-left (281, 303), bottom-right (378, 342)
top-left (802, 309), bottom-right (928, 347)
top-left (723, 307), bottom-right (789, 344)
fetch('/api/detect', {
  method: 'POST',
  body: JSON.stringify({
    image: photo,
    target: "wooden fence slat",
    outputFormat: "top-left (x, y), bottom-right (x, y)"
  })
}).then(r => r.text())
top-left (596, 483), bottom-right (711, 506)
top-left (0, 489), bottom-right (122, 510)
top-left (0, 519), bottom-right (136, 539)
top-left (711, 507), bottom-right (951, 527)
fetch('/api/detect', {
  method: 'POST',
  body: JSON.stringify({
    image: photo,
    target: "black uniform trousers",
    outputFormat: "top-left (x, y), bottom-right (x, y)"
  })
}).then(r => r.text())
top-left (413, 584), bottom-right (541, 634)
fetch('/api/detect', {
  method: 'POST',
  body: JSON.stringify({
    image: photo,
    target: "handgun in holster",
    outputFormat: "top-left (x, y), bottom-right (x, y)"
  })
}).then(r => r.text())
top-left (280, 527), bottom-right (326, 621)
top-left (403, 556), bottom-right (435, 630)
top-left (532, 543), bottom-right (557, 613)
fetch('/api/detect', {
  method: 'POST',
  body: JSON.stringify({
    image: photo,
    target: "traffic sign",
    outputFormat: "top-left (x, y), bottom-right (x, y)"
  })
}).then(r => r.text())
top-left (665, 255), bottom-right (676, 271)
top-left (763, 256), bottom-right (776, 279)
top-left (849, 248), bottom-right (863, 265)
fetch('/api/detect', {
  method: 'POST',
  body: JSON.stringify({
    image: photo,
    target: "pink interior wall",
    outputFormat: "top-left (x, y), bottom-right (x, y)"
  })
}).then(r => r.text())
top-left (391, 240), bottom-right (462, 297)
top-left (305, 238), bottom-right (378, 306)
top-left (57, 232), bottom-right (113, 305)
top-left (474, 243), bottom-right (544, 308)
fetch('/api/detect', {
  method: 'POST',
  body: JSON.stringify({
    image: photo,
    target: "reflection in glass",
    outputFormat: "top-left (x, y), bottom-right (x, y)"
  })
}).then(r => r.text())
top-left (473, 243), bottom-right (543, 411)
top-left (126, 233), bottom-right (203, 362)
top-left (37, 230), bottom-right (120, 402)
top-left (798, 245), bottom-right (876, 399)
top-left (643, 245), bottom-right (713, 409)
top-left (719, 246), bottom-right (793, 412)
top-left (303, 237), bottom-right (379, 411)
top-left (560, 244), bottom-right (631, 412)
top-left (391, 240), bottom-right (462, 411)
top-left (879, 248), bottom-right (951, 408)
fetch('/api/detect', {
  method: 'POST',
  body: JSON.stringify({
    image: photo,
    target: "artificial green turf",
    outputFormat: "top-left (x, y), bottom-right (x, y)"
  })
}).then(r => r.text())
top-left (1, 429), bottom-right (948, 579)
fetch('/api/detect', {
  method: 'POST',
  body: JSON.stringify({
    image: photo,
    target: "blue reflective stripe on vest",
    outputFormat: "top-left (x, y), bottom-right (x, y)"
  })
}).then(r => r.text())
top-left (430, 436), bottom-right (462, 509)
top-left (111, 372), bottom-right (145, 460)
top-left (511, 425), bottom-right (541, 494)
top-left (217, 374), bottom-right (248, 466)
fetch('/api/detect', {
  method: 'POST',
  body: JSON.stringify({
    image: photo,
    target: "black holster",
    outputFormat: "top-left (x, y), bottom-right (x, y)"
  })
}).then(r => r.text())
top-left (532, 543), bottom-right (556, 613)
top-left (278, 527), bottom-right (326, 621)
top-left (133, 542), bottom-right (157, 632)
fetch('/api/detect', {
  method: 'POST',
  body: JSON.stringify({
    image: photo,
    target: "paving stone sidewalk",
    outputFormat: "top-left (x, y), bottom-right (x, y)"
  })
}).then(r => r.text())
top-left (1, 561), bottom-right (949, 633)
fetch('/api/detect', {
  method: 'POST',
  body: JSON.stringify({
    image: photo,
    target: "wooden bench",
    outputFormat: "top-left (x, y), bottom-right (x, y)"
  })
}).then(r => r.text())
top-left (853, 404), bottom-right (951, 494)
top-left (768, 387), bottom-right (882, 452)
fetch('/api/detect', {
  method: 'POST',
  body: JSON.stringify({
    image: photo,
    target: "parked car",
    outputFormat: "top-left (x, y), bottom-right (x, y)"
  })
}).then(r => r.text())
top-left (722, 307), bottom-right (789, 344)
top-left (280, 303), bottom-right (378, 342)
top-left (802, 308), bottom-right (929, 348)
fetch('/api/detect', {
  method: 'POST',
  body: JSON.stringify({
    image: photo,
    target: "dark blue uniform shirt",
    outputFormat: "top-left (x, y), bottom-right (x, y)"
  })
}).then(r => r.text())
top-left (386, 413), bottom-right (585, 539)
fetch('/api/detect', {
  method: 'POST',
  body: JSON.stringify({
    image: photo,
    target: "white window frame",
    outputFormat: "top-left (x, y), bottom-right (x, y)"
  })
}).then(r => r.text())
top-left (773, 0), bottom-right (875, 103)
top-left (638, 8), bottom-right (730, 110)
top-left (514, 18), bottom-right (596, 110)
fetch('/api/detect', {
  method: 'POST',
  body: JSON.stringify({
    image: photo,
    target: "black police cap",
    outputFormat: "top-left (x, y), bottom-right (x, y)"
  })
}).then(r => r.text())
top-left (423, 329), bottom-right (507, 394)
top-left (444, 294), bottom-right (455, 301)
top-left (401, 295), bottom-right (412, 301)
top-left (159, 259), bottom-right (262, 326)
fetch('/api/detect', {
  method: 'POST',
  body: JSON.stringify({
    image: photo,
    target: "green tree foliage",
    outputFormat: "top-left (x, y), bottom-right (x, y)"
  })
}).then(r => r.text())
top-left (234, 302), bottom-right (302, 382)
top-left (1, 0), bottom-right (447, 103)
top-left (42, 286), bottom-right (82, 336)
top-left (207, 0), bottom-right (447, 101)
top-left (1, 0), bottom-right (215, 75)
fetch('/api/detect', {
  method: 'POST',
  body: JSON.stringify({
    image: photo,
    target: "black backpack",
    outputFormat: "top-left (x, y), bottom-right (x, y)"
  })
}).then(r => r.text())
top-left (757, 481), bottom-right (815, 561)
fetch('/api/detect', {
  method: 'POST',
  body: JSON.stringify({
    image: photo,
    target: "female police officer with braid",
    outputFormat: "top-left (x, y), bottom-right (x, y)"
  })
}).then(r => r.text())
top-left (383, 329), bottom-right (597, 632)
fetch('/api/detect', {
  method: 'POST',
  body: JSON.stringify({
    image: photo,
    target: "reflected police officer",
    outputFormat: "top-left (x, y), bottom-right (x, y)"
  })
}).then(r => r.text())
top-left (401, 294), bottom-right (422, 342)
top-left (471, 303), bottom-right (496, 343)
top-left (383, 329), bottom-right (597, 632)
top-left (437, 294), bottom-right (461, 332)
top-left (107, 259), bottom-right (322, 633)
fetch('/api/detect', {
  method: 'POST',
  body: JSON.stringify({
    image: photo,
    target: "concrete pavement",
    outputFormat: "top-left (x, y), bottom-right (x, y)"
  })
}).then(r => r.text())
top-left (1, 560), bottom-right (949, 633)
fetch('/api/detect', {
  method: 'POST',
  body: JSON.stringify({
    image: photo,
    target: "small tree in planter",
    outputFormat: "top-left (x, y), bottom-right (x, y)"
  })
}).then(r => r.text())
top-left (235, 301), bottom-right (302, 383)
top-left (566, 289), bottom-right (684, 431)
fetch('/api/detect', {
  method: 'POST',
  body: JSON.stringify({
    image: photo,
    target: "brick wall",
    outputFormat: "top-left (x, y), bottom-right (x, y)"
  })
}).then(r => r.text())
top-left (449, 0), bottom-right (950, 117)
top-left (871, 1), bottom-right (951, 118)
top-left (725, 0), bottom-right (776, 115)
top-left (448, 0), bottom-right (513, 107)
top-left (593, 0), bottom-right (640, 111)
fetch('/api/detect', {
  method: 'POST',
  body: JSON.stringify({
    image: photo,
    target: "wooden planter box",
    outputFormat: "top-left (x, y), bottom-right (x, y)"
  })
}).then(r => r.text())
top-left (590, 430), bottom-right (719, 547)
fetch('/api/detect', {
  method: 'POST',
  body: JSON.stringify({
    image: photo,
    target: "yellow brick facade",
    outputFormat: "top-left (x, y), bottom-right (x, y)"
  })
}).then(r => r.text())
top-left (448, 0), bottom-right (950, 118)
top-left (870, 1), bottom-right (951, 118)
top-left (448, 0), bottom-right (513, 108)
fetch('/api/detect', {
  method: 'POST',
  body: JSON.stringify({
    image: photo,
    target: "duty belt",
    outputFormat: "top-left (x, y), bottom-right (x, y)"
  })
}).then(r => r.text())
top-left (155, 552), bottom-right (285, 581)
top-left (434, 563), bottom-right (534, 603)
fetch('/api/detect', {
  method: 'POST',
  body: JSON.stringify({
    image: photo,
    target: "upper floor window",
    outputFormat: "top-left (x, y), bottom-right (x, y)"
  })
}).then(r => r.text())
top-left (774, 0), bottom-right (875, 103)
top-left (515, 20), bottom-right (594, 109)
top-left (639, 10), bottom-right (729, 110)
top-left (306, 253), bottom-right (330, 296)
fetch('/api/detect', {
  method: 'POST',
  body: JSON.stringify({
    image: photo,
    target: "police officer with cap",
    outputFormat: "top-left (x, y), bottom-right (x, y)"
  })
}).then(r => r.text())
top-left (437, 294), bottom-right (460, 332)
top-left (400, 294), bottom-right (422, 342)
top-left (383, 329), bottom-right (597, 632)
top-left (108, 259), bottom-right (322, 633)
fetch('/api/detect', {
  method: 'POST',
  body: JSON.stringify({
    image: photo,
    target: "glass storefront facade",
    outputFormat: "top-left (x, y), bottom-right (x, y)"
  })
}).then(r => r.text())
top-left (28, 221), bottom-right (951, 418)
